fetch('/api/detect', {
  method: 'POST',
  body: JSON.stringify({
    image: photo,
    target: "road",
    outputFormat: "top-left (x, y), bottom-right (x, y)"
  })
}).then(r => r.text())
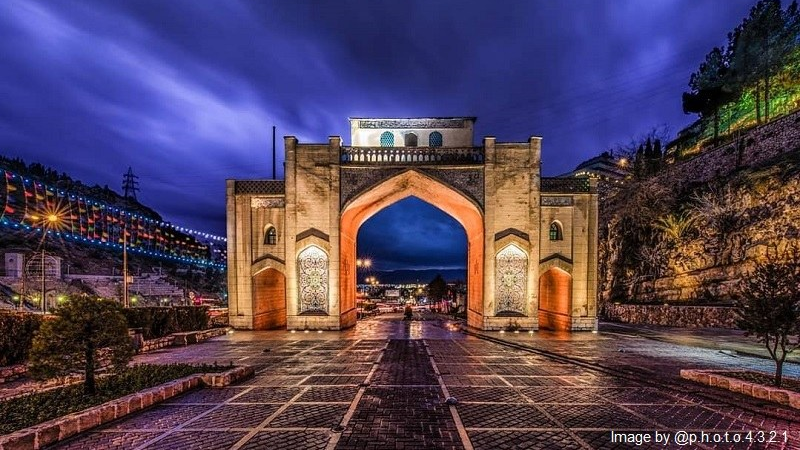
top-left (52, 313), bottom-right (800, 449)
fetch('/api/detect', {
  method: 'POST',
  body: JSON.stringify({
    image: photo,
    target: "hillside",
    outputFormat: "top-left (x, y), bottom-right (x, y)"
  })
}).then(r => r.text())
top-left (600, 109), bottom-right (800, 305)
top-left (0, 156), bottom-right (226, 304)
top-left (0, 155), bottom-right (161, 220)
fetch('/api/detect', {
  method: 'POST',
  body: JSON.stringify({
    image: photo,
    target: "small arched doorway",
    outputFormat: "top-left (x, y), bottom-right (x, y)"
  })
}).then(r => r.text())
top-left (252, 268), bottom-right (286, 330)
top-left (538, 267), bottom-right (571, 331)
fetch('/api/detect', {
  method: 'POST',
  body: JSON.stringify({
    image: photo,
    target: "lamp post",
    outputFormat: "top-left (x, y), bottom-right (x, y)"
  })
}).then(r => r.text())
top-left (33, 213), bottom-right (60, 314)
top-left (356, 258), bottom-right (372, 298)
top-left (123, 224), bottom-right (129, 308)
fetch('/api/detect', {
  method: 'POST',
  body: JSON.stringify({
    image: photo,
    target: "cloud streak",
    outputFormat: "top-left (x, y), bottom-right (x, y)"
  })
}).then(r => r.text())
top-left (0, 0), bottom-right (758, 269)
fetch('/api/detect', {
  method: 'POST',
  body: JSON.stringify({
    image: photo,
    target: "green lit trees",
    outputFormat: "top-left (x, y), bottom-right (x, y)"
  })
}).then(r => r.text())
top-left (683, 0), bottom-right (800, 142)
top-left (736, 261), bottom-right (800, 387)
top-left (28, 295), bottom-right (134, 394)
top-left (683, 47), bottom-right (734, 140)
top-left (728, 0), bottom-right (798, 122)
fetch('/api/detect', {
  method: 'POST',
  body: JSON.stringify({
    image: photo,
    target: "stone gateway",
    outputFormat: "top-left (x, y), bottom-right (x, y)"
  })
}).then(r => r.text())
top-left (226, 117), bottom-right (598, 331)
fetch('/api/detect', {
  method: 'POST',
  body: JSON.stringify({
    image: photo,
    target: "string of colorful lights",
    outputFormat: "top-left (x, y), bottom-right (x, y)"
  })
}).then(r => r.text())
top-left (0, 169), bottom-right (226, 269)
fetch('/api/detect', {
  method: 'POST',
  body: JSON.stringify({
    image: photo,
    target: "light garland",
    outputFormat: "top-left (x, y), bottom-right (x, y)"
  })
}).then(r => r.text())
top-left (0, 169), bottom-right (227, 269)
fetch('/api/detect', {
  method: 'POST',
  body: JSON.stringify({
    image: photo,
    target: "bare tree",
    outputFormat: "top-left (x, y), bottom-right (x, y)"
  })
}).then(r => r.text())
top-left (736, 261), bottom-right (800, 387)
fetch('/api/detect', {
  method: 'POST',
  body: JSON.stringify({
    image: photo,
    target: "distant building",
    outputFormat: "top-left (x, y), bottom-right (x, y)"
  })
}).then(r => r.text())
top-left (4, 252), bottom-right (61, 279)
top-left (561, 151), bottom-right (628, 182)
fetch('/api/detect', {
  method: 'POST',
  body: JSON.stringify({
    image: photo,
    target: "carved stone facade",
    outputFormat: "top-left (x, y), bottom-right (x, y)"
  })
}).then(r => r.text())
top-left (356, 118), bottom-right (470, 129)
top-left (340, 167), bottom-right (484, 208)
top-left (251, 197), bottom-right (286, 209)
top-left (495, 245), bottom-right (527, 315)
top-left (227, 117), bottom-right (599, 331)
top-left (297, 245), bottom-right (329, 314)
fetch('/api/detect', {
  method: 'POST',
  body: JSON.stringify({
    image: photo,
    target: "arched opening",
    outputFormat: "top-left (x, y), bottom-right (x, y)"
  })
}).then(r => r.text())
top-left (404, 132), bottom-right (418, 147)
top-left (264, 226), bottom-right (277, 245)
top-left (340, 170), bottom-right (484, 329)
top-left (429, 131), bottom-right (443, 148)
top-left (357, 197), bottom-right (467, 317)
top-left (380, 131), bottom-right (394, 147)
top-left (549, 221), bottom-right (563, 241)
top-left (538, 268), bottom-right (572, 331)
top-left (252, 268), bottom-right (286, 330)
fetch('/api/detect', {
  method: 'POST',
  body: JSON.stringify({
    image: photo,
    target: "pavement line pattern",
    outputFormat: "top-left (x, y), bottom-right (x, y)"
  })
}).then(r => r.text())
top-left (47, 317), bottom-right (800, 449)
top-left (427, 340), bottom-right (475, 450)
top-left (324, 340), bottom-right (387, 450)
top-left (226, 387), bottom-right (308, 450)
top-left (129, 385), bottom-right (256, 450)
top-left (335, 339), bottom-right (465, 449)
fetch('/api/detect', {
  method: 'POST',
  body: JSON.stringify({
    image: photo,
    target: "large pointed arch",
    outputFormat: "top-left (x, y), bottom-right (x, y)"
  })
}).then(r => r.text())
top-left (340, 170), bottom-right (484, 328)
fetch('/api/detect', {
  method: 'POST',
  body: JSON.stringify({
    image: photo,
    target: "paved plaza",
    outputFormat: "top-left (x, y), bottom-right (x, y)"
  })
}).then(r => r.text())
top-left (50, 314), bottom-right (800, 449)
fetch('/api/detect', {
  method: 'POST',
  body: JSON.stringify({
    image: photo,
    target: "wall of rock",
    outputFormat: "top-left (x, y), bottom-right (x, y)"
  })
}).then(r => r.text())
top-left (602, 304), bottom-right (739, 329)
top-left (600, 109), bottom-right (800, 306)
top-left (660, 110), bottom-right (800, 187)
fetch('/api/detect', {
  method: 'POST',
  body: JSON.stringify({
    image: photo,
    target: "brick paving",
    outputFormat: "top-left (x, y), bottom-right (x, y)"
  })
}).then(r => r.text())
top-left (48, 314), bottom-right (800, 449)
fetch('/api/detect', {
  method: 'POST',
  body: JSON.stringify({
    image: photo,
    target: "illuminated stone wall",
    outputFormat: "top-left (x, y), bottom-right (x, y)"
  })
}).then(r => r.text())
top-left (600, 109), bottom-right (800, 307)
top-left (602, 304), bottom-right (738, 329)
top-left (660, 109), bottom-right (800, 189)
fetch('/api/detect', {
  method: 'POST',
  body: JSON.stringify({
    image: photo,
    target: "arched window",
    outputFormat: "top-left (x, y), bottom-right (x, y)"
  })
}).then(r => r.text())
top-left (429, 131), bottom-right (443, 147)
top-left (264, 226), bottom-right (277, 245)
top-left (549, 222), bottom-right (563, 241)
top-left (404, 132), bottom-right (418, 147)
top-left (380, 131), bottom-right (394, 147)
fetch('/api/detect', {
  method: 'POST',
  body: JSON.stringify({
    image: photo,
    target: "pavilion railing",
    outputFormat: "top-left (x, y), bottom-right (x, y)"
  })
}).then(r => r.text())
top-left (340, 147), bottom-right (484, 165)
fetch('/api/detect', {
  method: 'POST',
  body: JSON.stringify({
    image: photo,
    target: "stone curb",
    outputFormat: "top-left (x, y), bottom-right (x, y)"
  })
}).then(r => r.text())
top-left (681, 369), bottom-right (800, 409)
top-left (171, 327), bottom-right (230, 347)
top-left (0, 364), bottom-right (26, 384)
top-left (0, 365), bottom-right (254, 450)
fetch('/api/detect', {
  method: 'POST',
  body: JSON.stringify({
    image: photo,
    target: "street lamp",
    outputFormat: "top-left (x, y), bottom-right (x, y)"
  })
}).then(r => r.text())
top-left (31, 213), bottom-right (61, 314)
top-left (123, 224), bottom-right (130, 308)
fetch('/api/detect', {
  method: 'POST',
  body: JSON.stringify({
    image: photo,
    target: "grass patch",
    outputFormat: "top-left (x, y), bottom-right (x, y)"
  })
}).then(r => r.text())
top-left (716, 370), bottom-right (800, 393)
top-left (0, 362), bottom-right (230, 435)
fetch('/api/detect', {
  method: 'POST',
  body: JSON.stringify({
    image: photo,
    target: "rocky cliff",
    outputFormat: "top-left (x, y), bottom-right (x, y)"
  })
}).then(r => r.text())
top-left (600, 110), bottom-right (800, 305)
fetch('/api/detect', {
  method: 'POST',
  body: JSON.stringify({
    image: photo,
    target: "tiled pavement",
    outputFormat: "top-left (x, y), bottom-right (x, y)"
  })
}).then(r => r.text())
top-left (49, 315), bottom-right (800, 449)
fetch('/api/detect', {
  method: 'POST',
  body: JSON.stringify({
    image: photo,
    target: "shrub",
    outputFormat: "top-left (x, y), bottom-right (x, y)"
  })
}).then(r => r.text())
top-left (122, 307), bottom-right (176, 339)
top-left (0, 362), bottom-right (231, 434)
top-left (173, 305), bottom-right (209, 332)
top-left (28, 295), bottom-right (134, 394)
top-left (0, 312), bottom-right (43, 366)
top-left (122, 306), bottom-right (209, 339)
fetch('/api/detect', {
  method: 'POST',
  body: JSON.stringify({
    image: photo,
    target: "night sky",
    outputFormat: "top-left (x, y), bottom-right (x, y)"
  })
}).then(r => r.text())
top-left (1, 1), bottom-right (758, 271)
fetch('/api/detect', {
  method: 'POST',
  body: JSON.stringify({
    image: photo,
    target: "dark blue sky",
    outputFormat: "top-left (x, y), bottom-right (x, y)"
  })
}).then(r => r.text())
top-left (0, 0), bottom-right (758, 270)
top-left (358, 198), bottom-right (467, 272)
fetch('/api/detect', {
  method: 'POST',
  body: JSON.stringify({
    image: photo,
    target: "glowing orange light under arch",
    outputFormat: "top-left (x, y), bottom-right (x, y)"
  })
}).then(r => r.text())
top-left (339, 170), bottom-right (484, 328)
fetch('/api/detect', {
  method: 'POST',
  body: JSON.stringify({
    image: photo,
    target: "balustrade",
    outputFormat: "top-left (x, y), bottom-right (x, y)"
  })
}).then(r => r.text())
top-left (340, 147), bottom-right (484, 165)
